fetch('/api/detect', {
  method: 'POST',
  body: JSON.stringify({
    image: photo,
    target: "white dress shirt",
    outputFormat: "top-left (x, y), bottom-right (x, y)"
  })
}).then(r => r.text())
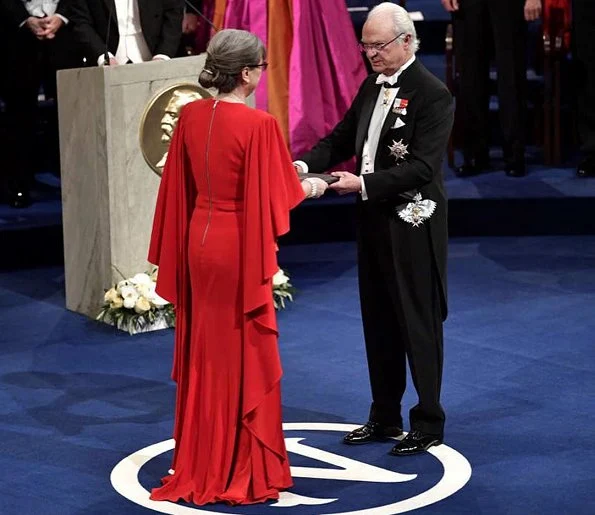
top-left (98, 0), bottom-right (170, 65)
top-left (360, 55), bottom-right (416, 200)
top-left (20, 0), bottom-right (68, 26)
top-left (294, 55), bottom-right (416, 201)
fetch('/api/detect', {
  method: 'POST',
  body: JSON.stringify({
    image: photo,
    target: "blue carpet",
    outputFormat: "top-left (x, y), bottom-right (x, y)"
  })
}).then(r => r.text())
top-left (0, 173), bottom-right (61, 231)
top-left (1, 237), bottom-right (594, 514)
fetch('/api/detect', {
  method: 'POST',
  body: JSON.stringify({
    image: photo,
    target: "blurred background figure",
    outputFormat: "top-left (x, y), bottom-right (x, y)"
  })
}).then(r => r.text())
top-left (573, 0), bottom-right (595, 178)
top-left (442, 0), bottom-right (541, 178)
top-left (69, 0), bottom-right (184, 66)
top-left (0, 0), bottom-right (81, 208)
top-left (177, 0), bottom-right (203, 56)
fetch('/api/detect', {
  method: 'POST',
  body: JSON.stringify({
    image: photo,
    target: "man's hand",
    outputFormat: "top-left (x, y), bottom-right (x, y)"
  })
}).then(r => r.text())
top-left (25, 17), bottom-right (47, 39)
top-left (182, 13), bottom-right (199, 35)
top-left (441, 0), bottom-right (460, 12)
top-left (40, 15), bottom-right (64, 40)
top-left (524, 0), bottom-right (542, 21)
top-left (329, 171), bottom-right (361, 195)
top-left (294, 163), bottom-right (304, 174)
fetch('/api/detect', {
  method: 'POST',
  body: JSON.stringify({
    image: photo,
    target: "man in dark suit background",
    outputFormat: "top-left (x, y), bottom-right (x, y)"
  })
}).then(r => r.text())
top-left (177, 0), bottom-right (202, 57)
top-left (295, 2), bottom-right (453, 455)
top-left (442, 0), bottom-right (541, 178)
top-left (0, 0), bottom-right (81, 207)
top-left (69, 0), bottom-right (184, 66)
top-left (574, 0), bottom-right (595, 178)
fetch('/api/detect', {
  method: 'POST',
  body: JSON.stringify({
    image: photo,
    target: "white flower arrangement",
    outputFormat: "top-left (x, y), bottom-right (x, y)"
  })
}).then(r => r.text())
top-left (272, 268), bottom-right (295, 309)
top-left (97, 267), bottom-right (295, 334)
top-left (96, 269), bottom-right (174, 335)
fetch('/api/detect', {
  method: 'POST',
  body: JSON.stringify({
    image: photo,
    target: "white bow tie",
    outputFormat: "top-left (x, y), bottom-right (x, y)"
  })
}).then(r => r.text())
top-left (376, 73), bottom-right (399, 86)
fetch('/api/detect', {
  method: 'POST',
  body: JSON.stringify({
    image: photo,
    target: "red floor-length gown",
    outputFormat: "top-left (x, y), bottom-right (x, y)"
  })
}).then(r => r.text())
top-left (147, 98), bottom-right (305, 505)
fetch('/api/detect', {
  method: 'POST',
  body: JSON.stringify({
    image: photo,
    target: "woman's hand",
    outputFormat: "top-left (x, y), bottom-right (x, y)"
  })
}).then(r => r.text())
top-left (302, 177), bottom-right (328, 198)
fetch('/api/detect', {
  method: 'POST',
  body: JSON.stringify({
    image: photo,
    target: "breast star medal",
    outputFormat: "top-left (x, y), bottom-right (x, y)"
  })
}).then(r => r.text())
top-left (388, 139), bottom-right (409, 162)
top-left (396, 193), bottom-right (437, 227)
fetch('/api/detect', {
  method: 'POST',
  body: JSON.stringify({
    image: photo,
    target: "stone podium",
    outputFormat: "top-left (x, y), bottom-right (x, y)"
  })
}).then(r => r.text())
top-left (57, 55), bottom-right (209, 318)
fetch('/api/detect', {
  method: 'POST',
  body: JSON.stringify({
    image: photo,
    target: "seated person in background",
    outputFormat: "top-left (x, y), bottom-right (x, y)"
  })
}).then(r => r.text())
top-left (68, 0), bottom-right (184, 66)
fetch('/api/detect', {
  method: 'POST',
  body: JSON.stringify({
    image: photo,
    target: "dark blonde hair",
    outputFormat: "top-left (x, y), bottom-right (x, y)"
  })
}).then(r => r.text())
top-left (199, 29), bottom-right (266, 93)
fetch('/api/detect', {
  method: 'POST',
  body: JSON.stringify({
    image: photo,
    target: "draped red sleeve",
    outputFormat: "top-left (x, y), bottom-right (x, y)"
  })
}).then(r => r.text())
top-left (241, 114), bottom-right (304, 456)
top-left (243, 114), bottom-right (305, 332)
top-left (148, 109), bottom-right (195, 383)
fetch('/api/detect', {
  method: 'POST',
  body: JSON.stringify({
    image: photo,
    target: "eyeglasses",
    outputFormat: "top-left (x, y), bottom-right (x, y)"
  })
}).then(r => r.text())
top-left (358, 33), bottom-right (405, 53)
top-left (247, 62), bottom-right (269, 70)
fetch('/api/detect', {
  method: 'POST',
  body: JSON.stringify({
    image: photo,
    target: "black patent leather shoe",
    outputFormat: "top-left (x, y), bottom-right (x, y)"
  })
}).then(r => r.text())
top-left (505, 161), bottom-right (526, 178)
top-left (343, 421), bottom-right (403, 445)
top-left (577, 159), bottom-right (595, 178)
top-left (389, 430), bottom-right (442, 456)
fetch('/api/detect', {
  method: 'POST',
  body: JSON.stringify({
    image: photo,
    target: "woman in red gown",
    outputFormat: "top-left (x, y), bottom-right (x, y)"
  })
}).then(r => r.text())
top-left (147, 29), bottom-right (328, 505)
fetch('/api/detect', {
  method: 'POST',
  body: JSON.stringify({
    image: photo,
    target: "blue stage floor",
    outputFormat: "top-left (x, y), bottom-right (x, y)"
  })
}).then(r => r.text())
top-left (1, 237), bottom-right (594, 514)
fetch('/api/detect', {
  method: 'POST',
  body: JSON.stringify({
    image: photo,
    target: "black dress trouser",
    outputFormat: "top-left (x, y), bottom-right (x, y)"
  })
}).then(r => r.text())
top-left (356, 203), bottom-right (445, 437)
top-left (454, 0), bottom-right (527, 164)
top-left (0, 23), bottom-right (81, 190)
top-left (573, 0), bottom-right (595, 160)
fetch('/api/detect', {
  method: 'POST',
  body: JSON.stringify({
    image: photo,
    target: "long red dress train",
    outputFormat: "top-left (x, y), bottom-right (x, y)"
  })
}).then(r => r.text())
top-left (147, 98), bottom-right (305, 505)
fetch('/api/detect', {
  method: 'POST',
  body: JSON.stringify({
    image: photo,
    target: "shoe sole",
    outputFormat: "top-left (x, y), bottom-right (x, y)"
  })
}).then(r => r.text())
top-left (389, 439), bottom-right (442, 456)
top-left (343, 433), bottom-right (404, 445)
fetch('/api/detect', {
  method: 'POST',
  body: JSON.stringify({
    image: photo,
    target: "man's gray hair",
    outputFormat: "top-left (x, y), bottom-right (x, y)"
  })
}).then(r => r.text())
top-left (367, 2), bottom-right (420, 53)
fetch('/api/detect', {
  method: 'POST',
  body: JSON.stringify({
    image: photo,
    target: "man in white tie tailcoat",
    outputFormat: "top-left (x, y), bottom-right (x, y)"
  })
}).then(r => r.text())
top-left (295, 2), bottom-right (454, 456)
top-left (69, 0), bottom-right (183, 66)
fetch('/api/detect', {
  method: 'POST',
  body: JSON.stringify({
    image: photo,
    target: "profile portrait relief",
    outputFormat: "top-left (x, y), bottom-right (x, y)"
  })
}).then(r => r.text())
top-left (140, 84), bottom-right (210, 175)
top-left (156, 89), bottom-right (203, 169)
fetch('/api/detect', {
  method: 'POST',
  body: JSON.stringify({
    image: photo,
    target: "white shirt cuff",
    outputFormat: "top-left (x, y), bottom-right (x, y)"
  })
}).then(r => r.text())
top-left (293, 160), bottom-right (309, 174)
top-left (153, 54), bottom-right (171, 61)
top-left (360, 176), bottom-right (369, 201)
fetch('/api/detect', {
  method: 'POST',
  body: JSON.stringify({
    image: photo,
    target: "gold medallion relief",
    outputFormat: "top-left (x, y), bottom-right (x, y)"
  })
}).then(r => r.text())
top-left (140, 83), bottom-right (211, 176)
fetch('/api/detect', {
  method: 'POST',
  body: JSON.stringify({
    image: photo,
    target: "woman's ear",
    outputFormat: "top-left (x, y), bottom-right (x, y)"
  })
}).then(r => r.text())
top-left (241, 67), bottom-right (250, 84)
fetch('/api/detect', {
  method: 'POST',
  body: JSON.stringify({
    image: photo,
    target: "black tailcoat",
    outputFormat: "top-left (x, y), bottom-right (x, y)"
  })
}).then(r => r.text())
top-left (299, 59), bottom-right (454, 435)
